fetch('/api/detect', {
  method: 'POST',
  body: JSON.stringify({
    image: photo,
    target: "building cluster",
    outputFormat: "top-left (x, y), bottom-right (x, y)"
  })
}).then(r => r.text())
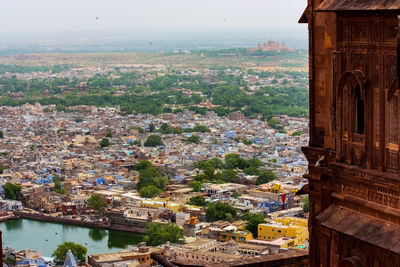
top-left (0, 103), bottom-right (309, 266)
top-left (88, 230), bottom-right (308, 267)
top-left (3, 247), bottom-right (54, 267)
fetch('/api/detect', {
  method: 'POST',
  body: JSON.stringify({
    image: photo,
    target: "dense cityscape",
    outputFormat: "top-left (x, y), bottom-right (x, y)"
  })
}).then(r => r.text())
top-left (12, 0), bottom-right (400, 267)
top-left (0, 42), bottom-right (311, 267)
top-left (8, 0), bottom-right (400, 266)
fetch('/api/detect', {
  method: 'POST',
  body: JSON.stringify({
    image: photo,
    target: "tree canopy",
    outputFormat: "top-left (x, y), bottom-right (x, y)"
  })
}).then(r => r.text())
top-left (100, 137), bottom-right (110, 148)
top-left (196, 156), bottom-right (263, 172)
top-left (88, 194), bottom-right (107, 212)
top-left (256, 171), bottom-right (276, 185)
top-left (105, 128), bottom-right (112, 138)
top-left (196, 158), bottom-right (224, 169)
top-left (206, 202), bottom-right (237, 222)
top-left (4, 182), bottom-right (21, 200)
top-left (195, 155), bottom-right (265, 184)
top-left (184, 124), bottom-right (210, 133)
top-left (247, 158), bottom-right (263, 168)
top-left (268, 118), bottom-right (283, 130)
top-left (52, 242), bottom-right (87, 264)
top-left (149, 124), bottom-right (155, 132)
top-left (144, 135), bottom-right (164, 147)
top-left (5, 257), bottom-right (16, 266)
top-left (242, 212), bottom-right (266, 237)
top-left (0, 165), bottom-right (6, 174)
top-left (139, 168), bottom-right (168, 190)
top-left (187, 195), bottom-right (207, 206)
top-left (216, 169), bottom-right (238, 183)
top-left (302, 195), bottom-right (309, 213)
top-left (53, 175), bottom-right (66, 194)
top-left (133, 160), bottom-right (153, 171)
top-left (189, 181), bottom-right (203, 192)
top-left (139, 185), bottom-right (162, 198)
top-left (144, 222), bottom-right (184, 246)
top-left (224, 154), bottom-right (250, 170)
top-left (0, 63), bottom-right (309, 119)
top-left (137, 161), bottom-right (168, 194)
top-left (187, 134), bottom-right (200, 144)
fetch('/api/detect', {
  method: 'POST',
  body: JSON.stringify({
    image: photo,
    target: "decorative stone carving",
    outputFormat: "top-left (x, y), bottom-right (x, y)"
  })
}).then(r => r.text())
top-left (304, 9), bottom-right (400, 267)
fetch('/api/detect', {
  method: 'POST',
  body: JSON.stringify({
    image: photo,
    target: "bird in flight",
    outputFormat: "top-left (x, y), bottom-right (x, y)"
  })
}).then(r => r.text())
top-left (96, 16), bottom-right (99, 20)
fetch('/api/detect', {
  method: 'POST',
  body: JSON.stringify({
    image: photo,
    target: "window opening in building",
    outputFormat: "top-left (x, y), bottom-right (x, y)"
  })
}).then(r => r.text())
top-left (355, 85), bottom-right (364, 134)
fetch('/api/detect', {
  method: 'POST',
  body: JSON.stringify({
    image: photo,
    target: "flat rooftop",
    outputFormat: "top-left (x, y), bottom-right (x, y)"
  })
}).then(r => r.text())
top-left (89, 247), bottom-right (162, 263)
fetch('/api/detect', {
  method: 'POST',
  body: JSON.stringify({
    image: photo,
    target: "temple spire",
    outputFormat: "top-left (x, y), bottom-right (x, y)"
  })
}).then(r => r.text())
top-left (63, 250), bottom-right (77, 267)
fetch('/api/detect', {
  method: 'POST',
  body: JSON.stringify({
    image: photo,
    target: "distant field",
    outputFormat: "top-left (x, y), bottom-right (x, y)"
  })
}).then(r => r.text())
top-left (0, 49), bottom-right (308, 71)
top-left (0, 48), bottom-right (309, 119)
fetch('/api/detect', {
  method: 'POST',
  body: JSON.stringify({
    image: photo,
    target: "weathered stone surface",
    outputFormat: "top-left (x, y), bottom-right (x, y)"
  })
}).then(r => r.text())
top-left (301, 0), bottom-right (400, 265)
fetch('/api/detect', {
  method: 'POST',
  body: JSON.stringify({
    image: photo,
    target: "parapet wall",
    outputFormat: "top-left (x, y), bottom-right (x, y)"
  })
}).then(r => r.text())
top-left (14, 211), bottom-right (147, 233)
top-left (16, 211), bottom-right (110, 228)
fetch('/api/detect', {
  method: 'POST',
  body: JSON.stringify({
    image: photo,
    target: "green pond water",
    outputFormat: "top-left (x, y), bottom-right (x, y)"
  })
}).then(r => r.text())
top-left (0, 219), bottom-right (144, 258)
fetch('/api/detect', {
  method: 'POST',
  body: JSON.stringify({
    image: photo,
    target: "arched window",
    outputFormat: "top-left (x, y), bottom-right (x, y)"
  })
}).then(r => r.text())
top-left (388, 93), bottom-right (398, 145)
top-left (354, 85), bottom-right (365, 134)
top-left (338, 71), bottom-right (366, 139)
top-left (343, 85), bottom-right (349, 133)
top-left (337, 70), bottom-right (367, 165)
top-left (386, 80), bottom-right (399, 172)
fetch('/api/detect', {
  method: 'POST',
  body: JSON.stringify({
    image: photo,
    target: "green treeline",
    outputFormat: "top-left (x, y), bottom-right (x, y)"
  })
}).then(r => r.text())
top-left (0, 69), bottom-right (308, 118)
top-left (0, 64), bottom-right (71, 74)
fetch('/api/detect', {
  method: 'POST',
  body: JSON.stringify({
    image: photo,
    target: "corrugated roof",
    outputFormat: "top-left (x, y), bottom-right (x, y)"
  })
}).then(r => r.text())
top-left (317, 205), bottom-right (400, 254)
top-left (316, 0), bottom-right (400, 11)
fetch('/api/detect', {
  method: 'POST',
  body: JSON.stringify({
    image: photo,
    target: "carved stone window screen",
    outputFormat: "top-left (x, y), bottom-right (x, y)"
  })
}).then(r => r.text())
top-left (337, 70), bottom-right (367, 164)
top-left (338, 70), bottom-right (367, 138)
top-left (387, 79), bottom-right (400, 149)
top-left (385, 79), bottom-right (400, 172)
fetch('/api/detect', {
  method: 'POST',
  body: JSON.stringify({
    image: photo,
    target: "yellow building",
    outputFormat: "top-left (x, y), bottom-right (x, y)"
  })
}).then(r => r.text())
top-left (165, 202), bottom-right (183, 213)
top-left (270, 237), bottom-right (301, 248)
top-left (219, 231), bottom-right (253, 243)
top-left (274, 217), bottom-right (308, 227)
top-left (258, 224), bottom-right (308, 245)
top-left (232, 220), bottom-right (247, 231)
top-left (140, 200), bottom-right (164, 209)
top-left (140, 199), bottom-right (183, 213)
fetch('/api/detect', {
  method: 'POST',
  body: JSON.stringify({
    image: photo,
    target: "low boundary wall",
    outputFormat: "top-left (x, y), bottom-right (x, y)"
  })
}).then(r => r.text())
top-left (13, 211), bottom-right (147, 234)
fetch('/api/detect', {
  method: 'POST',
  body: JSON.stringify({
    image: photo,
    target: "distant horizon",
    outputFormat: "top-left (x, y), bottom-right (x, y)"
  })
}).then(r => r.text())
top-left (0, 0), bottom-right (307, 54)
top-left (0, 29), bottom-right (308, 55)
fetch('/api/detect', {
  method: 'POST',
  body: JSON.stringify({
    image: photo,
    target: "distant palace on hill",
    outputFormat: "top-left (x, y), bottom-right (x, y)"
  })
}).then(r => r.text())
top-left (247, 37), bottom-right (296, 53)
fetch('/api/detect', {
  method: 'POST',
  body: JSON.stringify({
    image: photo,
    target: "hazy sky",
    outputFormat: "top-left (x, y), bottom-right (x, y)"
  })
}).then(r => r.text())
top-left (1, 0), bottom-right (306, 34)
